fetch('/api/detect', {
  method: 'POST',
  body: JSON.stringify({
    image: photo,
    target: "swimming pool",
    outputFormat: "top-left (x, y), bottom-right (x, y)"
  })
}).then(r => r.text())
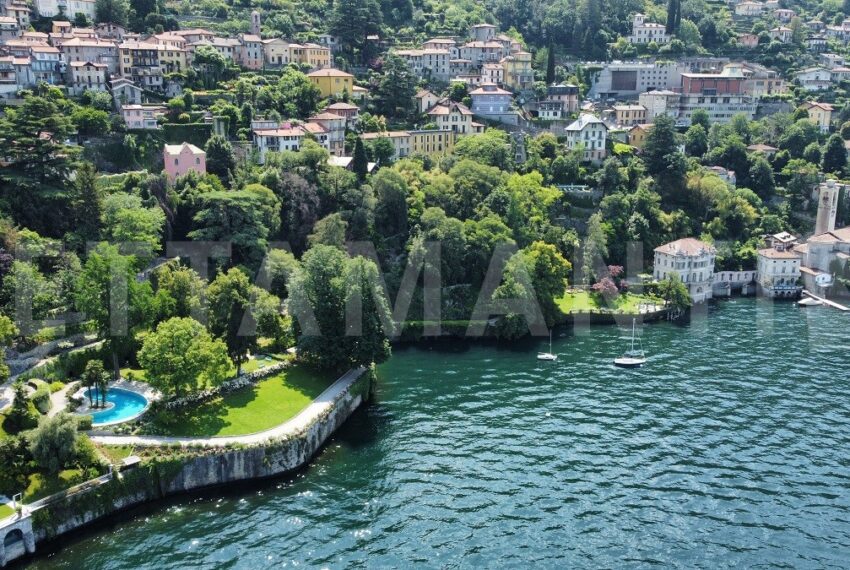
top-left (84, 388), bottom-right (149, 427)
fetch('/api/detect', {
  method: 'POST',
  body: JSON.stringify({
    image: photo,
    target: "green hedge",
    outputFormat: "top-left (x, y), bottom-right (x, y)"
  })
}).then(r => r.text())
top-left (162, 122), bottom-right (213, 147)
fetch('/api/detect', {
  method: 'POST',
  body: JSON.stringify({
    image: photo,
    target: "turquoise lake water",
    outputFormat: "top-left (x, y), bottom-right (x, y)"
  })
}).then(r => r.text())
top-left (29, 298), bottom-right (850, 567)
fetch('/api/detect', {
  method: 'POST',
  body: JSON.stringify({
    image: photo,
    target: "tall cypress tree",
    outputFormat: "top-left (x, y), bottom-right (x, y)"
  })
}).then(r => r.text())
top-left (353, 138), bottom-right (368, 180)
top-left (666, 0), bottom-right (681, 34)
top-left (546, 39), bottom-right (556, 84)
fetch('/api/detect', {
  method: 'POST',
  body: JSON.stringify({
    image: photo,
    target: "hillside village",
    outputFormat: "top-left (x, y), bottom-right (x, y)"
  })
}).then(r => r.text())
top-left (1, 0), bottom-right (850, 315)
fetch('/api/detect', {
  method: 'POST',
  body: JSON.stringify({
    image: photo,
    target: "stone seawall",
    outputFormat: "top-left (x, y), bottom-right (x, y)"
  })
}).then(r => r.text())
top-left (2, 368), bottom-right (370, 566)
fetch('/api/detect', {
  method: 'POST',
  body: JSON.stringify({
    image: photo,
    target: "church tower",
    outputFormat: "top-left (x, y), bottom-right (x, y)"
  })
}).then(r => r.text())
top-left (251, 11), bottom-right (261, 36)
top-left (815, 179), bottom-right (840, 236)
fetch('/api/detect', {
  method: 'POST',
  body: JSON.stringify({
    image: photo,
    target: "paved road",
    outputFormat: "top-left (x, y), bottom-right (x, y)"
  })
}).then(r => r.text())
top-left (89, 367), bottom-right (365, 448)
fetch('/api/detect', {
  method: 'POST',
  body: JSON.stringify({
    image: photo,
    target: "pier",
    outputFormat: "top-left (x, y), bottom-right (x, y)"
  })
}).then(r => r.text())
top-left (801, 290), bottom-right (850, 312)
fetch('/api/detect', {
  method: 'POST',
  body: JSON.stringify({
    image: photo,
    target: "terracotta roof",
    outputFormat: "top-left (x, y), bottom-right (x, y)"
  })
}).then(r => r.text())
top-left (654, 238), bottom-right (716, 256)
top-left (757, 248), bottom-right (800, 259)
top-left (327, 102), bottom-right (359, 110)
top-left (254, 127), bottom-right (306, 137)
top-left (310, 112), bottom-right (345, 121)
top-left (469, 83), bottom-right (512, 95)
top-left (808, 227), bottom-right (850, 243)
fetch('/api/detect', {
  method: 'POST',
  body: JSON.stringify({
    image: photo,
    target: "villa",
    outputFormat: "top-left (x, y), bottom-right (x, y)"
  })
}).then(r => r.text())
top-left (163, 142), bottom-right (206, 181)
top-left (653, 238), bottom-right (717, 303)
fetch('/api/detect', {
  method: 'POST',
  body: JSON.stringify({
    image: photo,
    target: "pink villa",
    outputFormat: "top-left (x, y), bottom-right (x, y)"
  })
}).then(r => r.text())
top-left (163, 142), bottom-right (206, 181)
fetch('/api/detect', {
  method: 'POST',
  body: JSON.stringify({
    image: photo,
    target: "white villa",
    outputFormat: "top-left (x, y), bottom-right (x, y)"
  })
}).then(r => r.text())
top-left (565, 114), bottom-right (608, 163)
top-left (628, 14), bottom-right (670, 45)
top-left (653, 238), bottom-right (717, 303)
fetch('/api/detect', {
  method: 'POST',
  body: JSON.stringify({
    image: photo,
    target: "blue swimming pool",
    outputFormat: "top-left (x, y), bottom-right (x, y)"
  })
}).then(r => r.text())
top-left (84, 388), bottom-right (149, 426)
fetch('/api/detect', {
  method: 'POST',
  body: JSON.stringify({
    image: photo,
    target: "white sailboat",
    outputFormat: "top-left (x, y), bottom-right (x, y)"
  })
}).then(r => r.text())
top-left (537, 329), bottom-right (557, 361)
top-left (613, 318), bottom-right (646, 368)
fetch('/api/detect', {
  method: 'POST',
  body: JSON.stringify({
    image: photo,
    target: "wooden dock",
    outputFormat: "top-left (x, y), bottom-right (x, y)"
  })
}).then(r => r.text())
top-left (801, 290), bottom-right (850, 312)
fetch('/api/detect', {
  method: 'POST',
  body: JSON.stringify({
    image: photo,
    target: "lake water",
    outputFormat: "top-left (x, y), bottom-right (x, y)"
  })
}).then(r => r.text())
top-left (29, 298), bottom-right (850, 568)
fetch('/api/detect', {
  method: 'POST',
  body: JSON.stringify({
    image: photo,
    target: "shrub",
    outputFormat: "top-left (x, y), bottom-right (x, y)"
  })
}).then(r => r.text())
top-left (76, 415), bottom-right (93, 431)
top-left (31, 384), bottom-right (51, 414)
top-left (49, 381), bottom-right (65, 393)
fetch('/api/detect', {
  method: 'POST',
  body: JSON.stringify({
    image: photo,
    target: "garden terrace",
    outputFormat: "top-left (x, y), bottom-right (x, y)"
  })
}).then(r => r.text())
top-left (140, 364), bottom-right (335, 437)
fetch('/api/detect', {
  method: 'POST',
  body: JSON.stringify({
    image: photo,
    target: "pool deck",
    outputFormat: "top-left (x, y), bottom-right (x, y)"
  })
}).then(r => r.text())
top-left (88, 367), bottom-right (364, 448)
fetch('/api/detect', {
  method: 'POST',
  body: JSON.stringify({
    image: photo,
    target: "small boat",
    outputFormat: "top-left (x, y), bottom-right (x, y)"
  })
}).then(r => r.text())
top-left (537, 329), bottom-right (557, 361)
top-left (796, 297), bottom-right (822, 308)
top-left (614, 318), bottom-right (646, 368)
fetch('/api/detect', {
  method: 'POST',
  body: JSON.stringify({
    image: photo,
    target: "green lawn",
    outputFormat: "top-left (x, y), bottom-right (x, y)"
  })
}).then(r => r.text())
top-left (557, 290), bottom-right (663, 315)
top-left (0, 504), bottom-right (13, 519)
top-left (23, 469), bottom-right (86, 502)
top-left (98, 444), bottom-right (136, 465)
top-left (145, 365), bottom-right (333, 437)
top-left (120, 367), bottom-right (147, 382)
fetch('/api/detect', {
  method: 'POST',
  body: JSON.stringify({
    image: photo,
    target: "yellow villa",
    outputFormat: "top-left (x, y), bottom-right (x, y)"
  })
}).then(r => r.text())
top-left (307, 68), bottom-right (355, 98)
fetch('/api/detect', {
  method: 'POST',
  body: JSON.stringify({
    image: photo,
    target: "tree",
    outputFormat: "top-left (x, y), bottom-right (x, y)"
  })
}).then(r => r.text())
top-left (0, 95), bottom-right (76, 186)
top-left (353, 138), bottom-right (369, 180)
top-left (518, 241), bottom-right (571, 326)
top-left (101, 193), bottom-right (165, 259)
top-left (823, 134), bottom-right (848, 174)
top-left (207, 268), bottom-right (255, 374)
top-left (375, 55), bottom-right (417, 119)
top-left (342, 257), bottom-right (392, 366)
top-left (189, 189), bottom-right (280, 269)
top-left (75, 243), bottom-right (154, 378)
top-left (657, 273), bottom-right (692, 314)
top-left (582, 212), bottom-right (608, 284)
top-left (139, 317), bottom-right (232, 398)
top-left (691, 109), bottom-right (710, 131)
top-left (152, 264), bottom-right (205, 322)
top-left (27, 413), bottom-right (78, 475)
top-left (748, 157), bottom-right (776, 199)
top-left (642, 115), bottom-right (686, 198)
top-left (71, 162), bottom-right (103, 246)
top-left (328, 0), bottom-right (383, 53)
top-left (685, 124), bottom-right (708, 157)
top-left (204, 135), bottom-right (236, 181)
top-left (95, 0), bottom-right (129, 25)
top-left (0, 315), bottom-right (15, 384)
top-left (308, 213), bottom-right (348, 247)
top-left (453, 130), bottom-right (512, 170)
top-left (193, 45), bottom-right (229, 88)
top-left (277, 68), bottom-right (322, 118)
top-left (287, 245), bottom-right (392, 370)
top-left (71, 107), bottom-right (111, 136)
top-left (545, 39), bottom-right (556, 84)
top-left (3, 380), bottom-right (36, 434)
top-left (263, 249), bottom-right (300, 299)
top-left (596, 158), bottom-right (627, 196)
top-left (82, 360), bottom-right (108, 407)
top-left (666, 0), bottom-right (681, 34)
top-left (373, 168), bottom-right (409, 239)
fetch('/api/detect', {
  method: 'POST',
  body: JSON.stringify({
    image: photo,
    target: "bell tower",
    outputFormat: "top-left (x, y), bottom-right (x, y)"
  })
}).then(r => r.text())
top-left (251, 11), bottom-right (261, 36)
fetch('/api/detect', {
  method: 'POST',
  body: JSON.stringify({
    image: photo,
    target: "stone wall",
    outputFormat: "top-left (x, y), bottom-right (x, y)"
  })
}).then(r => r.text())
top-left (3, 369), bottom-right (370, 566)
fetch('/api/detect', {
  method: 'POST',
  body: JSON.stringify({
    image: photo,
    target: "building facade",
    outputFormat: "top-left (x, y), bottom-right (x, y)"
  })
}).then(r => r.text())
top-left (163, 142), bottom-right (206, 181)
top-left (653, 238), bottom-right (717, 303)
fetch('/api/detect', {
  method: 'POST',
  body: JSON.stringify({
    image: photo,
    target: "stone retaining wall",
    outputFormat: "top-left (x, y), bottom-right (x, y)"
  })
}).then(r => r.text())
top-left (1, 368), bottom-right (370, 567)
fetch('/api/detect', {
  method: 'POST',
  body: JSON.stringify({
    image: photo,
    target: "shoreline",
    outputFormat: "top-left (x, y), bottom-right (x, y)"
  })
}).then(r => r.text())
top-left (0, 368), bottom-right (371, 568)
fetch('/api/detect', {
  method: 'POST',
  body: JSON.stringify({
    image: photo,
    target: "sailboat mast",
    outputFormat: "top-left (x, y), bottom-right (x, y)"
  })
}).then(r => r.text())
top-left (630, 319), bottom-right (635, 352)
